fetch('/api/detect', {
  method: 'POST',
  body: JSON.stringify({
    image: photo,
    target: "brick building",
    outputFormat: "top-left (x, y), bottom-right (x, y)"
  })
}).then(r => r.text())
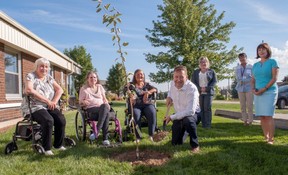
top-left (0, 11), bottom-right (82, 122)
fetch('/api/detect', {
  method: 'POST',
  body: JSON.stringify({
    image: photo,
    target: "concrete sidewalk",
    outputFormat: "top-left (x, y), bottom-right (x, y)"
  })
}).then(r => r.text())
top-left (0, 118), bottom-right (22, 133)
top-left (215, 109), bottom-right (288, 129)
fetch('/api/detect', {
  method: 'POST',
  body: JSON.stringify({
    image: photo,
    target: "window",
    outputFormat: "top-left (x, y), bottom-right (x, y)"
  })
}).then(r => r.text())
top-left (68, 74), bottom-right (76, 97)
top-left (4, 48), bottom-right (22, 100)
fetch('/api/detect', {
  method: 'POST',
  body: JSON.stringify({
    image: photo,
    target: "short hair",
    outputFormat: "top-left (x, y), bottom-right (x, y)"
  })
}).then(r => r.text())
top-left (132, 69), bottom-right (145, 84)
top-left (174, 65), bottom-right (187, 75)
top-left (33, 58), bottom-right (51, 72)
top-left (256, 43), bottom-right (272, 59)
top-left (85, 71), bottom-right (100, 85)
top-left (198, 56), bottom-right (210, 68)
top-left (238, 53), bottom-right (247, 58)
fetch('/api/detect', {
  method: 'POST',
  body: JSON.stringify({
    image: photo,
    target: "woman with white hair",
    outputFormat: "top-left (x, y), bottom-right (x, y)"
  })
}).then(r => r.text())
top-left (191, 57), bottom-right (217, 128)
top-left (21, 58), bottom-right (66, 156)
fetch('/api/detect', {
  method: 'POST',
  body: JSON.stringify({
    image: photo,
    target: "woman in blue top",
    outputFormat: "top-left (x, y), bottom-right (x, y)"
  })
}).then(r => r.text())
top-left (251, 43), bottom-right (279, 145)
top-left (235, 53), bottom-right (254, 126)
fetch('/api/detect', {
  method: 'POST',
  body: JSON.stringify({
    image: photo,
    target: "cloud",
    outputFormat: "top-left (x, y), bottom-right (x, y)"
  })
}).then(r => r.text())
top-left (244, 1), bottom-right (288, 25)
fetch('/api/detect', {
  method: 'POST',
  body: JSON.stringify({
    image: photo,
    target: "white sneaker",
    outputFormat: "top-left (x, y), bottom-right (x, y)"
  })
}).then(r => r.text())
top-left (55, 146), bottom-right (66, 151)
top-left (44, 150), bottom-right (54, 156)
top-left (102, 140), bottom-right (110, 146)
top-left (149, 136), bottom-right (154, 142)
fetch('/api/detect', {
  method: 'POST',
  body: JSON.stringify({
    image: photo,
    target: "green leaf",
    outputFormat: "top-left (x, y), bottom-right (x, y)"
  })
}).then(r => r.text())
top-left (96, 8), bottom-right (102, 13)
top-left (104, 4), bottom-right (111, 10)
top-left (123, 42), bottom-right (129, 46)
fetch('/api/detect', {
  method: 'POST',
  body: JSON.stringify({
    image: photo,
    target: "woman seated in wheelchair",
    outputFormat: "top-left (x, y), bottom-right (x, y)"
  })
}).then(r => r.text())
top-left (124, 69), bottom-right (157, 142)
top-left (21, 58), bottom-right (66, 156)
top-left (79, 71), bottom-right (111, 146)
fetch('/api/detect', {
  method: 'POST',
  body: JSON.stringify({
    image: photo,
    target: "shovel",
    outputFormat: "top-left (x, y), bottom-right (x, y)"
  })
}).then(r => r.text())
top-left (162, 105), bottom-right (171, 131)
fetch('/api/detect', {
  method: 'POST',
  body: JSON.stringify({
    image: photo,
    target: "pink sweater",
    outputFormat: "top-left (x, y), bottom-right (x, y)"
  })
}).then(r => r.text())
top-left (79, 84), bottom-right (108, 109)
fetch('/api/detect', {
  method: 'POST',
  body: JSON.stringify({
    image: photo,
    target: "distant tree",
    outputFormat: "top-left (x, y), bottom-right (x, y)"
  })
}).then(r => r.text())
top-left (106, 63), bottom-right (127, 96)
top-left (231, 76), bottom-right (238, 99)
top-left (63, 45), bottom-right (94, 91)
top-left (145, 0), bottom-right (243, 83)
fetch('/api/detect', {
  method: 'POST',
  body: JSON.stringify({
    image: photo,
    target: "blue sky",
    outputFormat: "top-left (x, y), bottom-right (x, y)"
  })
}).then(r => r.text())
top-left (2, 0), bottom-right (288, 91)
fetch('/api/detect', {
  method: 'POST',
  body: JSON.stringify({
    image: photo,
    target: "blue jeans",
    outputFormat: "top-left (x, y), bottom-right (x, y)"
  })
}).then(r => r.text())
top-left (133, 103), bottom-right (156, 138)
top-left (199, 94), bottom-right (213, 128)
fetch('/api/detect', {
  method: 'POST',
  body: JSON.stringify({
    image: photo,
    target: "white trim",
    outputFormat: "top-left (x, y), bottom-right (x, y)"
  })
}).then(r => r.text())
top-left (0, 103), bottom-right (21, 109)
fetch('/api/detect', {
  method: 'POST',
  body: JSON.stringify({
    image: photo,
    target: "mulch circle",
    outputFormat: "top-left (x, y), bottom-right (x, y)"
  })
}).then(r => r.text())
top-left (112, 149), bottom-right (171, 166)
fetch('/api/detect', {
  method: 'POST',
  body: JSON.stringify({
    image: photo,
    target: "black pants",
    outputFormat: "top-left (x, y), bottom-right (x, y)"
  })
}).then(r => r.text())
top-left (86, 104), bottom-right (110, 140)
top-left (171, 114), bottom-right (199, 148)
top-left (32, 109), bottom-right (66, 151)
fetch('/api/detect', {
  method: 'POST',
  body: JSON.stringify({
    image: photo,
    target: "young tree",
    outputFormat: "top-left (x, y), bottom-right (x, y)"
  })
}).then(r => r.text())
top-left (145, 0), bottom-right (243, 83)
top-left (106, 63), bottom-right (127, 96)
top-left (63, 45), bottom-right (94, 91)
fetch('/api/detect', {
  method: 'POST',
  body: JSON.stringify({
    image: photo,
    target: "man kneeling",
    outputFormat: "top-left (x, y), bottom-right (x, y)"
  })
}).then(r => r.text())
top-left (164, 65), bottom-right (200, 153)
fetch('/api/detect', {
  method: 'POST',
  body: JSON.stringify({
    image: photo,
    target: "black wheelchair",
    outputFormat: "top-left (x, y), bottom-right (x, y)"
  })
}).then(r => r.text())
top-left (73, 103), bottom-right (122, 144)
top-left (4, 96), bottom-right (76, 155)
top-left (122, 92), bottom-right (160, 142)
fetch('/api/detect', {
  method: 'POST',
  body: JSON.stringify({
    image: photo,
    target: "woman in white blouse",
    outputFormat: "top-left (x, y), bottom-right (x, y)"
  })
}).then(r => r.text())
top-left (191, 57), bottom-right (217, 128)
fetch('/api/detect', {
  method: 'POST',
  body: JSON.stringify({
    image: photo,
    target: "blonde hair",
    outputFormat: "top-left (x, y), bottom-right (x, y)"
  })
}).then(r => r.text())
top-left (85, 71), bottom-right (100, 86)
top-left (33, 58), bottom-right (51, 72)
top-left (198, 56), bottom-right (210, 68)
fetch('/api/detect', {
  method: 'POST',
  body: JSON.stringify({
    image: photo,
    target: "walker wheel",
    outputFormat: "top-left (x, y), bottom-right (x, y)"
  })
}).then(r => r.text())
top-left (4, 142), bottom-right (18, 155)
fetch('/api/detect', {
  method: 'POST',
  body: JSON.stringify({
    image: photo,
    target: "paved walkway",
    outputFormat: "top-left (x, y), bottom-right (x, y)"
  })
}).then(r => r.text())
top-left (215, 109), bottom-right (288, 129)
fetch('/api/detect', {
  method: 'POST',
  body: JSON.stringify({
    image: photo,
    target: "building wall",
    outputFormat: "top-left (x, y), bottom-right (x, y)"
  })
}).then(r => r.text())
top-left (0, 11), bottom-right (81, 122)
top-left (0, 41), bottom-right (69, 122)
top-left (0, 43), bottom-right (5, 103)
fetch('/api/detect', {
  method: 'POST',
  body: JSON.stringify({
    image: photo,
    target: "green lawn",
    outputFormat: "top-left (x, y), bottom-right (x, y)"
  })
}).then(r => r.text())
top-left (1, 101), bottom-right (288, 175)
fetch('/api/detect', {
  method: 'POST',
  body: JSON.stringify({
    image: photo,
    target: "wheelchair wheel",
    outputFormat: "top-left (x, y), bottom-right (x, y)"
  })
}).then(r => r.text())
top-left (75, 110), bottom-right (86, 141)
top-left (32, 144), bottom-right (45, 154)
top-left (4, 141), bottom-right (18, 155)
top-left (64, 137), bottom-right (76, 146)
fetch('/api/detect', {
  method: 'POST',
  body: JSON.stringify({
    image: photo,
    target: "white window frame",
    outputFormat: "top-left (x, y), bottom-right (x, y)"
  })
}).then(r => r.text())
top-left (4, 47), bottom-right (22, 100)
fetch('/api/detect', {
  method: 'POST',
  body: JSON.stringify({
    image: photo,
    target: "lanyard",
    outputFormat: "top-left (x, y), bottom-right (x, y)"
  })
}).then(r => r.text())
top-left (241, 66), bottom-right (246, 77)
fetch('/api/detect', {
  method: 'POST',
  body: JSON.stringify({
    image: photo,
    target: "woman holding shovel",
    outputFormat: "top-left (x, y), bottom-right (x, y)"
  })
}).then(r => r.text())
top-left (124, 69), bottom-right (157, 142)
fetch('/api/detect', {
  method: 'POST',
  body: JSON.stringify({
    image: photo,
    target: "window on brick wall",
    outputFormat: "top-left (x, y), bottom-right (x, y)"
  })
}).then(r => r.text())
top-left (4, 48), bottom-right (22, 100)
top-left (68, 74), bottom-right (76, 97)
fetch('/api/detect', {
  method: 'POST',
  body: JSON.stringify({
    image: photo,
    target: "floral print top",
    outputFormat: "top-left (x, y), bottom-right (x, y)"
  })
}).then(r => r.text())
top-left (21, 72), bottom-right (56, 116)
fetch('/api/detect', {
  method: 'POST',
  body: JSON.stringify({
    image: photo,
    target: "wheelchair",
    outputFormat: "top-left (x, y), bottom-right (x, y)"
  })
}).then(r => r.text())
top-left (122, 92), bottom-right (160, 142)
top-left (4, 96), bottom-right (76, 155)
top-left (74, 103), bottom-right (122, 144)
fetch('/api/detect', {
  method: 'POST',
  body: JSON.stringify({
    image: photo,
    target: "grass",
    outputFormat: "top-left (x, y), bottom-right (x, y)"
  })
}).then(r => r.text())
top-left (1, 101), bottom-right (288, 175)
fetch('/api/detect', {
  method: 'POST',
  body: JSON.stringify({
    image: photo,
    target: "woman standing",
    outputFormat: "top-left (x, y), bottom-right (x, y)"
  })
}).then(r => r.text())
top-left (235, 53), bottom-right (254, 126)
top-left (252, 43), bottom-right (279, 144)
top-left (191, 57), bottom-right (217, 128)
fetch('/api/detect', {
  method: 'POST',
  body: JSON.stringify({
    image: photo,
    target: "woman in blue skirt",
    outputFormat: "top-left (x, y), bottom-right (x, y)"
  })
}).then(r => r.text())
top-left (251, 43), bottom-right (279, 145)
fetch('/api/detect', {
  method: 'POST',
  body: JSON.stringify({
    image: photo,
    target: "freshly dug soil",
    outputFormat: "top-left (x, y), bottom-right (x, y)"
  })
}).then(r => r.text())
top-left (113, 149), bottom-right (171, 166)
top-left (153, 131), bottom-right (170, 142)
